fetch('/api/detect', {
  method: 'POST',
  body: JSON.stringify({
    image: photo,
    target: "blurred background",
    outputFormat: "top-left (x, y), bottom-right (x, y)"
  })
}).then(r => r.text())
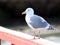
top-left (0, 0), bottom-right (60, 43)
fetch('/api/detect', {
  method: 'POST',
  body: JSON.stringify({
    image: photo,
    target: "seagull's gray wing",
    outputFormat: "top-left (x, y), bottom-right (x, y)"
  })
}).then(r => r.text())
top-left (29, 15), bottom-right (49, 29)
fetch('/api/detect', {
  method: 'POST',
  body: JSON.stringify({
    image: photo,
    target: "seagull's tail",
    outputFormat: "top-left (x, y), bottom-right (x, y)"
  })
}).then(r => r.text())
top-left (48, 25), bottom-right (55, 30)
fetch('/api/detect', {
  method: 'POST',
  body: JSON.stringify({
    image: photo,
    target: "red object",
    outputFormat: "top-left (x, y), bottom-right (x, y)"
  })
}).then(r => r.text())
top-left (0, 31), bottom-right (42, 45)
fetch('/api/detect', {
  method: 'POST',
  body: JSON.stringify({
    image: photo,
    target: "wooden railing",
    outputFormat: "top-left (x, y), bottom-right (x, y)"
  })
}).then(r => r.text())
top-left (0, 26), bottom-right (60, 45)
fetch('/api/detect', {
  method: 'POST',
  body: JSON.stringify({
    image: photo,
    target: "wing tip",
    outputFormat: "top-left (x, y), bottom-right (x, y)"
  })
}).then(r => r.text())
top-left (47, 26), bottom-right (56, 30)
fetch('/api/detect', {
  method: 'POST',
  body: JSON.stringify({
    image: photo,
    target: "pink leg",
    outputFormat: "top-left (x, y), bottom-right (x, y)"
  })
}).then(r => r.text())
top-left (36, 28), bottom-right (45, 39)
top-left (38, 31), bottom-right (40, 39)
top-left (33, 31), bottom-right (35, 39)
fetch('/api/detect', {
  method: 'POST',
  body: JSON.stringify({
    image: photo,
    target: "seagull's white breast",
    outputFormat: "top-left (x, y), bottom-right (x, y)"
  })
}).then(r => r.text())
top-left (25, 15), bottom-right (34, 29)
top-left (25, 15), bottom-right (31, 23)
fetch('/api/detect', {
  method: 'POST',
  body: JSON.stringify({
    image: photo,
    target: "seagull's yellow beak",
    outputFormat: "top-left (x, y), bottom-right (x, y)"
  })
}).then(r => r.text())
top-left (22, 11), bottom-right (26, 15)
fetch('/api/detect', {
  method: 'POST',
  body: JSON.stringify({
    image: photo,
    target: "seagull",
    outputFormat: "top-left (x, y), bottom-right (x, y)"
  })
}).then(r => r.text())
top-left (22, 8), bottom-right (55, 39)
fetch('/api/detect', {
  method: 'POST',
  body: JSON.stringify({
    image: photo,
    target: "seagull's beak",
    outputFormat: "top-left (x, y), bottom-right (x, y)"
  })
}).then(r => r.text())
top-left (22, 11), bottom-right (26, 15)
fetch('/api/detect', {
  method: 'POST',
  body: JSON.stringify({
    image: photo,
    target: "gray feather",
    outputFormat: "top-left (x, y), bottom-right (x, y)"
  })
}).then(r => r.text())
top-left (29, 15), bottom-right (49, 29)
top-left (47, 25), bottom-right (55, 30)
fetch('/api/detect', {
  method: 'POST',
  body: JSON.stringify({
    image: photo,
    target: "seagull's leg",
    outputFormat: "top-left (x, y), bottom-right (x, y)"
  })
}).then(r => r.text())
top-left (33, 31), bottom-right (36, 39)
top-left (37, 28), bottom-right (45, 39)
top-left (38, 30), bottom-right (40, 39)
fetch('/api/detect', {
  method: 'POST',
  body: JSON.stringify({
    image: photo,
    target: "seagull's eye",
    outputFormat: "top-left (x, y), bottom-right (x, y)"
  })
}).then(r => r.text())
top-left (28, 10), bottom-right (30, 11)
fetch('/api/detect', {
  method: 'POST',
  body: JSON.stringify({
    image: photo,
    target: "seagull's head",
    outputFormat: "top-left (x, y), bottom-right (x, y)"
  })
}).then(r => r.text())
top-left (22, 8), bottom-right (34, 15)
